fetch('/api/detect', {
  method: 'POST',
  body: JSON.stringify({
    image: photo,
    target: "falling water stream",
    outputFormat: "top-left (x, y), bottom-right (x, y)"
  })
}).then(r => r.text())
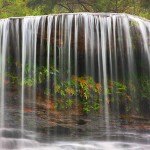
top-left (0, 13), bottom-right (150, 149)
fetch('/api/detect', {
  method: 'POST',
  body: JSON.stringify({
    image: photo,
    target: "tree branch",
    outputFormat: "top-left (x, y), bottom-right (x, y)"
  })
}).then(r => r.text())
top-left (57, 0), bottom-right (94, 12)
top-left (76, 0), bottom-right (90, 11)
top-left (57, 3), bottom-right (74, 13)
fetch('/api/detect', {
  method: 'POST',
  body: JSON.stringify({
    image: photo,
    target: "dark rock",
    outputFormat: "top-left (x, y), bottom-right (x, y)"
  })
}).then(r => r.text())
top-left (77, 119), bottom-right (87, 125)
top-left (48, 126), bottom-right (71, 136)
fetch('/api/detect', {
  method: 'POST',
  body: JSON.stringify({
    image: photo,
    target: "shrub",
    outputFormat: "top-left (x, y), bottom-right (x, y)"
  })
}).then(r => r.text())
top-left (51, 76), bottom-right (102, 112)
top-left (107, 80), bottom-right (131, 113)
top-left (7, 64), bottom-right (60, 87)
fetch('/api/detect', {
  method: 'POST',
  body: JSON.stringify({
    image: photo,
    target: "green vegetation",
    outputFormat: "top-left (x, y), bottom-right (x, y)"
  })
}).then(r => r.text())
top-left (107, 80), bottom-right (131, 113)
top-left (6, 63), bottom-right (150, 114)
top-left (0, 0), bottom-right (149, 19)
top-left (7, 64), bottom-right (59, 86)
top-left (139, 76), bottom-right (150, 99)
top-left (53, 76), bottom-right (101, 112)
top-left (138, 76), bottom-right (150, 113)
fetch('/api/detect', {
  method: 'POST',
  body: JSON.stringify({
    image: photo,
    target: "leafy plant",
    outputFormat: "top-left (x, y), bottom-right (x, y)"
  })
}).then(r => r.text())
top-left (137, 76), bottom-right (150, 113)
top-left (104, 80), bottom-right (131, 113)
top-left (139, 76), bottom-right (150, 99)
top-left (49, 76), bottom-right (102, 112)
top-left (7, 72), bottom-right (18, 84)
top-left (45, 75), bottom-right (133, 113)
top-left (7, 64), bottom-right (60, 87)
top-left (107, 80), bottom-right (127, 96)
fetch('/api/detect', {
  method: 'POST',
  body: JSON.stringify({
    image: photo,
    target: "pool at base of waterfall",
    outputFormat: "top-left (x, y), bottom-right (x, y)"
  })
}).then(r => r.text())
top-left (0, 128), bottom-right (150, 150)
top-left (0, 139), bottom-right (150, 150)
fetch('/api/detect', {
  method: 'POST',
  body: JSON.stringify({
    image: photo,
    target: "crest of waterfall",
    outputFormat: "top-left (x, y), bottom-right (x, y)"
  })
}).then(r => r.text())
top-left (0, 13), bottom-right (150, 149)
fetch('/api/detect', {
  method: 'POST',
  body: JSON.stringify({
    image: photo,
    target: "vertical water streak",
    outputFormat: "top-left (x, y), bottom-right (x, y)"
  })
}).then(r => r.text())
top-left (89, 15), bottom-right (95, 78)
top-left (117, 17), bottom-right (125, 80)
top-left (0, 19), bottom-right (9, 150)
top-left (100, 17), bottom-right (110, 135)
top-left (74, 14), bottom-right (79, 133)
top-left (74, 14), bottom-right (79, 81)
top-left (10, 19), bottom-right (21, 68)
top-left (107, 17), bottom-right (113, 84)
top-left (112, 15), bottom-right (118, 82)
top-left (59, 15), bottom-right (64, 82)
top-left (116, 17), bottom-right (125, 125)
top-left (107, 16), bottom-right (120, 119)
top-left (107, 16), bottom-right (118, 115)
top-left (54, 16), bottom-right (58, 91)
top-left (67, 15), bottom-right (73, 84)
top-left (21, 19), bottom-right (27, 135)
top-left (65, 14), bottom-right (73, 137)
top-left (83, 14), bottom-right (90, 76)
top-left (53, 15), bottom-right (58, 139)
top-left (95, 16), bottom-right (104, 128)
top-left (0, 19), bottom-right (10, 128)
top-left (39, 17), bottom-right (46, 66)
top-left (9, 19), bottom-right (21, 130)
top-left (46, 15), bottom-right (53, 139)
top-left (123, 15), bottom-right (135, 79)
top-left (21, 17), bottom-right (41, 138)
top-left (123, 15), bottom-right (136, 112)
top-left (95, 16), bottom-right (101, 85)
top-left (66, 15), bottom-right (73, 118)
top-left (33, 17), bottom-right (41, 136)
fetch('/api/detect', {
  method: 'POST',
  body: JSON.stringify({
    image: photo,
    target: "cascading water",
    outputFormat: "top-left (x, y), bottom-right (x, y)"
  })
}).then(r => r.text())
top-left (0, 13), bottom-right (150, 150)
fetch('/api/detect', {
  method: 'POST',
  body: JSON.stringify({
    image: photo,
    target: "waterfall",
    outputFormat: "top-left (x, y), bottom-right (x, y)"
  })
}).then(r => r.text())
top-left (0, 13), bottom-right (150, 149)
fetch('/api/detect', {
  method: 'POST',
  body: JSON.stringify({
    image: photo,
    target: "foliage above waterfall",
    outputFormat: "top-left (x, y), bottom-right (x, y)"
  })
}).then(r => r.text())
top-left (0, 0), bottom-right (149, 19)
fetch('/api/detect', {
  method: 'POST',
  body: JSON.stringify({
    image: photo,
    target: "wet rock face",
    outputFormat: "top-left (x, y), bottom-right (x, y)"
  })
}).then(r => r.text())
top-left (48, 126), bottom-right (71, 136)
top-left (37, 14), bottom-right (100, 56)
top-left (37, 14), bottom-right (145, 55)
top-left (77, 119), bottom-right (87, 125)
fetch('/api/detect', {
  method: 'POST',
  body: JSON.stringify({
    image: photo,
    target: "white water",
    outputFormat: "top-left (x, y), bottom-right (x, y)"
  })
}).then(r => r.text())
top-left (0, 127), bottom-right (150, 150)
top-left (1, 139), bottom-right (150, 150)
top-left (3, 142), bottom-right (150, 150)
top-left (21, 16), bottom-right (41, 138)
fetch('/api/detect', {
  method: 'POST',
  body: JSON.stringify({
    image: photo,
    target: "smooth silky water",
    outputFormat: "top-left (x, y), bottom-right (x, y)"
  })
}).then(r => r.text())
top-left (0, 13), bottom-right (150, 149)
